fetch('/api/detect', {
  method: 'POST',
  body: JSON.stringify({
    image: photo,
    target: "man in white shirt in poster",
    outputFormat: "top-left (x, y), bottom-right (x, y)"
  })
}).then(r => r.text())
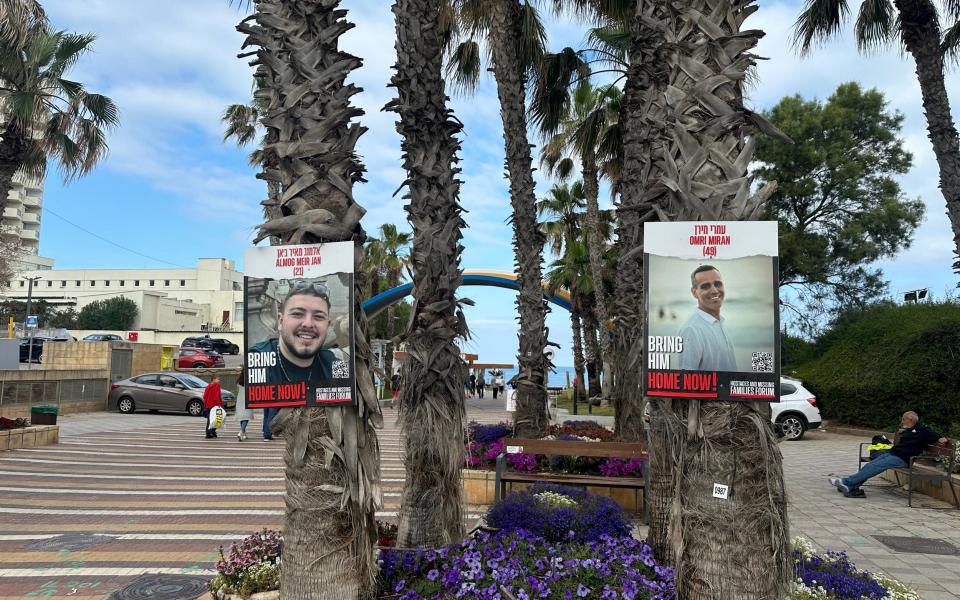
top-left (678, 265), bottom-right (738, 372)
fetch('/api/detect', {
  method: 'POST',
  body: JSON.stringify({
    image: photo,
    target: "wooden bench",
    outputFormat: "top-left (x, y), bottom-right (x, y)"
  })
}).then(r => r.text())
top-left (494, 438), bottom-right (648, 520)
top-left (858, 437), bottom-right (958, 507)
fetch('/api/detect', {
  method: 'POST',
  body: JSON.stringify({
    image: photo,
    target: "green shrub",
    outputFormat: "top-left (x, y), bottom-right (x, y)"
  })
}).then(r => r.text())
top-left (796, 301), bottom-right (960, 431)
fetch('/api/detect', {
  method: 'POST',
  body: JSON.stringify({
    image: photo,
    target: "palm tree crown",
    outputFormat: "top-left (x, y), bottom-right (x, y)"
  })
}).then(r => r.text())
top-left (0, 26), bottom-right (119, 214)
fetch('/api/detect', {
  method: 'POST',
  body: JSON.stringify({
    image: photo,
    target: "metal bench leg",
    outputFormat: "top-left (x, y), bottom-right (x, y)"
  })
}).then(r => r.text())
top-left (907, 473), bottom-right (913, 507)
top-left (950, 478), bottom-right (959, 509)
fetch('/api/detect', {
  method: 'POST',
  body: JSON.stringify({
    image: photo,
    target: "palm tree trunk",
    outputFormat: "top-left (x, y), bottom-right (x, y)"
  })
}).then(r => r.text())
top-left (238, 1), bottom-right (382, 597)
top-left (637, 1), bottom-right (790, 596)
top-left (895, 0), bottom-right (960, 276)
top-left (580, 302), bottom-right (603, 399)
top-left (387, 0), bottom-right (469, 548)
top-left (580, 154), bottom-right (612, 395)
top-left (569, 293), bottom-right (587, 403)
top-left (0, 122), bottom-right (28, 217)
top-left (611, 0), bottom-right (663, 443)
top-left (489, 0), bottom-right (549, 438)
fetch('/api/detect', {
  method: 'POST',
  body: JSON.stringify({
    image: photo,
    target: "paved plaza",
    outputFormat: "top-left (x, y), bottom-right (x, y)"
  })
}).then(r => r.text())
top-left (0, 409), bottom-right (958, 599)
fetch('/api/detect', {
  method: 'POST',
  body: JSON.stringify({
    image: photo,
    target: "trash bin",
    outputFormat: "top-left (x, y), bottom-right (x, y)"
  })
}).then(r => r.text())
top-left (30, 405), bottom-right (58, 426)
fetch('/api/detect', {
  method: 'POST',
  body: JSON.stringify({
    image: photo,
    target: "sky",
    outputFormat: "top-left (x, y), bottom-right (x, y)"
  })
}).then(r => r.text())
top-left (33, 0), bottom-right (960, 367)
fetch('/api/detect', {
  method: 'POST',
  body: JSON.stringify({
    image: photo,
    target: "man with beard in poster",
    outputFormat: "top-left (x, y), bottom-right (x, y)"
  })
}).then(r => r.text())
top-left (250, 281), bottom-right (336, 438)
top-left (678, 265), bottom-right (738, 372)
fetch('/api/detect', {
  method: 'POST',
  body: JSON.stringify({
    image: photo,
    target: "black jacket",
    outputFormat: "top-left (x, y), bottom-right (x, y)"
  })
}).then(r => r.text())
top-left (890, 424), bottom-right (942, 462)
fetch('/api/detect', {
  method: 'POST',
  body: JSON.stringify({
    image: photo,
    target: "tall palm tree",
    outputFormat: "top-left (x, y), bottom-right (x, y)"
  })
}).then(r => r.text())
top-left (795, 0), bottom-right (960, 280)
top-left (237, 1), bottom-right (382, 596)
top-left (0, 26), bottom-right (119, 216)
top-left (537, 84), bottom-right (622, 396)
top-left (545, 240), bottom-right (591, 401)
top-left (627, 0), bottom-right (791, 595)
top-left (447, 0), bottom-right (550, 437)
top-left (361, 236), bottom-right (386, 299)
top-left (387, 0), bottom-right (470, 549)
top-left (376, 223), bottom-right (412, 387)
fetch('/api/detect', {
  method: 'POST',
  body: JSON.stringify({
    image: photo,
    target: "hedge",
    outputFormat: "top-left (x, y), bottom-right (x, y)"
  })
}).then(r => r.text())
top-left (795, 301), bottom-right (960, 434)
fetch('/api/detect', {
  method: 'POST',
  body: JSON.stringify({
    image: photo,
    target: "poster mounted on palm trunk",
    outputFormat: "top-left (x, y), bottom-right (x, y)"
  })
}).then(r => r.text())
top-left (243, 241), bottom-right (356, 408)
top-left (643, 221), bottom-right (780, 402)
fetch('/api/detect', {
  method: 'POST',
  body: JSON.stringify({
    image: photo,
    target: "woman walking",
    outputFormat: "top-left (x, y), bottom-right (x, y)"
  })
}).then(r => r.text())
top-left (235, 371), bottom-right (252, 441)
top-left (203, 376), bottom-right (223, 439)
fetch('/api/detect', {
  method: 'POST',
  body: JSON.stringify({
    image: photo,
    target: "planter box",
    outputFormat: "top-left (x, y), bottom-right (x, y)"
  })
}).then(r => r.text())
top-left (461, 468), bottom-right (645, 513)
top-left (0, 425), bottom-right (59, 451)
top-left (880, 468), bottom-right (960, 505)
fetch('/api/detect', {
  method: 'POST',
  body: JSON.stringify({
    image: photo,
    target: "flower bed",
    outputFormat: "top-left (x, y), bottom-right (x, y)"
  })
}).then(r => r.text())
top-left (486, 484), bottom-right (632, 543)
top-left (210, 529), bottom-right (281, 599)
top-left (465, 421), bottom-right (643, 478)
top-left (791, 537), bottom-right (920, 600)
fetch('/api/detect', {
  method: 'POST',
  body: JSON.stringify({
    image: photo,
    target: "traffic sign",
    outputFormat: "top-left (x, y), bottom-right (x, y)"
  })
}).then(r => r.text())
top-left (25, 315), bottom-right (38, 328)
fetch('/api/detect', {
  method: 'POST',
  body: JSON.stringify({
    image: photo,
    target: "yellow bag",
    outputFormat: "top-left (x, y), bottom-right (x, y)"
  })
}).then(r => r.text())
top-left (208, 406), bottom-right (225, 429)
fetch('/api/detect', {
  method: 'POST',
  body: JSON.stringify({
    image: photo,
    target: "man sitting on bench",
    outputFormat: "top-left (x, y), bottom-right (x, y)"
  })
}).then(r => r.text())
top-left (829, 411), bottom-right (949, 497)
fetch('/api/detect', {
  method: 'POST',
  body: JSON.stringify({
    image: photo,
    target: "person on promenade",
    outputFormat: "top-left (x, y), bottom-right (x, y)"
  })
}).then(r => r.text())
top-left (477, 375), bottom-right (486, 399)
top-left (235, 371), bottom-right (252, 442)
top-left (467, 372), bottom-right (476, 398)
top-left (203, 376), bottom-right (223, 439)
top-left (829, 411), bottom-right (949, 496)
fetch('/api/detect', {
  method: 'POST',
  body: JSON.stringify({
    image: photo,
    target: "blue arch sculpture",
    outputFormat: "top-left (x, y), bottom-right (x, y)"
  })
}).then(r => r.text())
top-left (361, 270), bottom-right (572, 318)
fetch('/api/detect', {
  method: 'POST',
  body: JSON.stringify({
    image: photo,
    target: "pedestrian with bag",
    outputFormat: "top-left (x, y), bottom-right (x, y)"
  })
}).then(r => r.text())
top-left (203, 376), bottom-right (224, 439)
top-left (235, 371), bottom-right (252, 441)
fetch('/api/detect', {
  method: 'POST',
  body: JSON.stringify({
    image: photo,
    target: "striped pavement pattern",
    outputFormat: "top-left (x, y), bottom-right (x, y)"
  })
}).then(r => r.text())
top-left (0, 407), bottom-right (512, 599)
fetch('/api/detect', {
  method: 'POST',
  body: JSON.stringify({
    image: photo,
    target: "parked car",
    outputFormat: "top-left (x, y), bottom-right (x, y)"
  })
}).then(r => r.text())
top-left (771, 377), bottom-right (822, 441)
top-left (181, 336), bottom-right (240, 355)
top-left (176, 347), bottom-right (225, 369)
top-left (641, 376), bottom-right (822, 441)
top-left (82, 333), bottom-right (123, 342)
top-left (18, 337), bottom-right (70, 363)
top-left (108, 372), bottom-right (236, 416)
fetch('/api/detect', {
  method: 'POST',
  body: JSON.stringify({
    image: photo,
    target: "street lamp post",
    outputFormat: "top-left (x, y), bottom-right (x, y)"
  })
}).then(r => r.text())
top-left (24, 277), bottom-right (41, 370)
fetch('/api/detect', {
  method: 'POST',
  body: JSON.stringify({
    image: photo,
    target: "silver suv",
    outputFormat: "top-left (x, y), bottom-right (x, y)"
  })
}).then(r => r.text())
top-left (771, 377), bottom-right (822, 441)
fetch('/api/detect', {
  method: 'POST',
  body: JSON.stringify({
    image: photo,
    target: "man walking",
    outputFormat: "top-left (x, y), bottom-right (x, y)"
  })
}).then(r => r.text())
top-left (829, 411), bottom-right (949, 496)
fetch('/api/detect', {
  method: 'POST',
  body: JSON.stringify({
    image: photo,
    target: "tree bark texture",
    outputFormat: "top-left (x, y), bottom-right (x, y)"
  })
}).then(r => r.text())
top-left (569, 293), bottom-right (588, 401)
top-left (489, 0), bottom-right (549, 438)
top-left (895, 0), bottom-right (960, 277)
top-left (0, 122), bottom-right (28, 217)
top-left (238, 2), bottom-right (382, 597)
top-left (635, 1), bottom-right (791, 597)
top-left (387, 0), bottom-right (469, 548)
top-left (580, 153), bottom-right (613, 389)
top-left (580, 301), bottom-right (603, 399)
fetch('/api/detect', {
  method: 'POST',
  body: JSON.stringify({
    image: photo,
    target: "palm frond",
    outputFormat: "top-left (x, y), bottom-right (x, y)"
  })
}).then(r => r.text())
top-left (80, 93), bottom-right (120, 127)
top-left (221, 103), bottom-right (259, 145)
top-left (529, 47), bottom-right (586, 135)
top-left (445, 39), bottom-right (482, 94)
top-left (585, 25), bottom-right (629, 69)
top-left (0, 0), bottom-right (46, 49)
top-left (943, 21), bottom-right (960, 62)
top-left (518, 1), bottom-right (547, 78)
top-left (854, 0), bottom-right (896, 51)
top-left (793, 0), bottom-right (851, 54)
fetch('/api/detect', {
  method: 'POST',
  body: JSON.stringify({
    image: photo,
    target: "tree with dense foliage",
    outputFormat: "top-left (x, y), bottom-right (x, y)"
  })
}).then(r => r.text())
top-left (387, 0), bottom-right (470, 548)
top-left (622, 0), bottom-right (791, 596)
top-left (794, 0), bottom-right (960, 282)
top-left (754, 82), bottom-right (925, 333)
top-left (77, 297), bottom-right (138, 330)
top-left (446, 0), bottom-right (550, 437)
top-left (47, 307), bottom-right (78, 329)
top-left (236, 1), bottom-right (382, 596)
top-left (0, 24), bottom-right (119, 216)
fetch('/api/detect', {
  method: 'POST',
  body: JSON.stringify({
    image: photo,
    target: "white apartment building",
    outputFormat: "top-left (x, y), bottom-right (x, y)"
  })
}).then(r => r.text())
top-left (2, 172), bottom-right (53, 270)
top-left (5, 258), bottom-right (245, 332)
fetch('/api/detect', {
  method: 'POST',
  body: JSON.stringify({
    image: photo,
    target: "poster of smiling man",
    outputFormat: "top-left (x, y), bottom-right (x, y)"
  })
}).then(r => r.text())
top-left (643, 221), bottom-right (780, 402)
top-left (243, 241), bottom-right (355, 408)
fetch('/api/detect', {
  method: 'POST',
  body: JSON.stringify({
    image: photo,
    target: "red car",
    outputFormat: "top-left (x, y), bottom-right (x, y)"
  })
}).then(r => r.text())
top-left (176, 348), bottom-right (225, 369)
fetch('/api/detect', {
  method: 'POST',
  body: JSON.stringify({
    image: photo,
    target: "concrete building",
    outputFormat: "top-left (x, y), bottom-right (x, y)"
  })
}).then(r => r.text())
top-left (5, 258), bottom-right (245, 332)
top-left (1, 172), bottom-right (53, 271)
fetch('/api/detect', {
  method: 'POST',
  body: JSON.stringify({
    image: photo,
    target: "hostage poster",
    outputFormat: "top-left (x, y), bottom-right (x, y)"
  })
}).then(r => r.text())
top-left (243, 241), bottom-right (356, 408)
top-left (643, 221), bottom-right (780, 401)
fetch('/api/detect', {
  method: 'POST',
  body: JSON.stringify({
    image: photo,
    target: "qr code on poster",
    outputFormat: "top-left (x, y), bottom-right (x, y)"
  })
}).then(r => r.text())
top-left (332, 359), bottom-right (350, 378)
top-left (751, 352), bottom-right (774, 373)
